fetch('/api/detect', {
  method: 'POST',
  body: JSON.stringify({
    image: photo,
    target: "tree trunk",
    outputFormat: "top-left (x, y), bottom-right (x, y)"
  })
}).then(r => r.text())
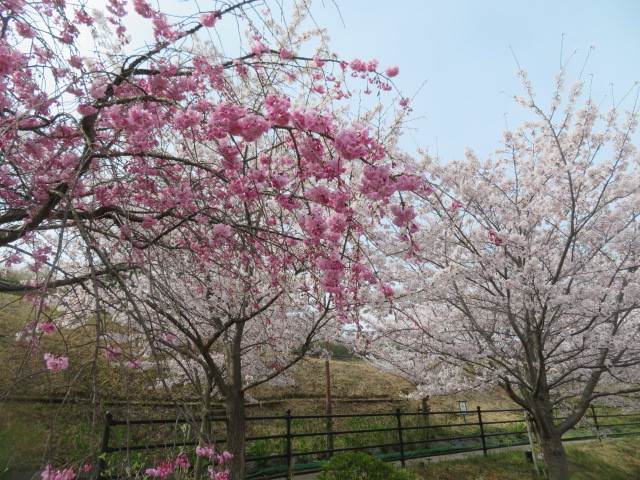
top-left (193, 385), bottom-right (213, 480)
top-left (225, 389), bottom-right (246, 480)
top-left (193, 408), bottom-right (211, 479)
top-left (539, 434), bottom-right (569, 480)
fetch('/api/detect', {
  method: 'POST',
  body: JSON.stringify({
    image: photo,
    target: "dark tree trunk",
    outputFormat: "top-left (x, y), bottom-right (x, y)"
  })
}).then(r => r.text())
top-left (539, 434), bottom-right (569, 480)
top-left (193, 383), bottom-right (213, 480)
top-left (528, 389), bottom-right (570, 480)
top-left (225, 388), bottom-right (246, 480)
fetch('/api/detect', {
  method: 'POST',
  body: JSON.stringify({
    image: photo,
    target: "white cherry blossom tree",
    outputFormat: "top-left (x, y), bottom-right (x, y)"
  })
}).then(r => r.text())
top-left (375, 72), bottom-right (640, 480)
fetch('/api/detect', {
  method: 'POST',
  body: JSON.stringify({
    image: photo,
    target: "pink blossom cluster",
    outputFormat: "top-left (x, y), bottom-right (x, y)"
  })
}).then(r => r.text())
top-left (291, 107), bottom-right (334, 134)
top-left (208, 451), bottom-right (234, 480)
top-left (145, 453), bottom-right (190, 479)
top-left (359, 164), bottom-right (396, 199)
top-left (128, 359), bottom-right (142, 369)
top-left (200, 11), bottom-right (219, 28)
top-left (145, 460), bottom-right (174, 479)
top-left (349, 58), bottom-right (379, 73)
top-left (41, 465), bottom-right (75, 480)
top-left (264, 94), bottom-right (291, 125)
top-left (103, 345), bottom-right (122, 360)
top-left (195, 445), bottom-right (215, 457)
top-left (316, 254), bottom-right (346, 294)
top-left (44, 353), bottom-right (68, 371)
top-left (0, 43), bottom-right (25, 76)
top-left (390, 205), bottom-right (417, 229)
top-left (37, 322), bottom-right (56, 334)
top-left (450, 201), bottom-right (463, 212)
top-left (209, 471), bottom-right (229, 480)
top-left (488, 230), bottom-right (502, 246)
top-left (334, 125), bottom-right (384, 162)
top-left (385, 65), bottom-right (400, 77)
top-left (208, 102), bottom-right (271, 142)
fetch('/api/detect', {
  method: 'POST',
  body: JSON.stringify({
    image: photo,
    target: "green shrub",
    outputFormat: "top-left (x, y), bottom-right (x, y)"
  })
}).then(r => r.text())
top-left (317, 452), bottom-right (416, 480)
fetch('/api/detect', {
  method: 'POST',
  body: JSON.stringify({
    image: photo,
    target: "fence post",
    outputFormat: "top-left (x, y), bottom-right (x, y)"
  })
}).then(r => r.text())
top-left (476, 406), bottom-right (487, 457)
top-left (590, 405), bottom-right (602, 441)
top-left (285, 409), bottom-right (293, 479)
top-left (395, 407), bottom-right (406, 468)
top-left (97, 412), bottom-right (113, 480)
top-left (325, 360), bottom-right (334, 455)
top-left (420, 397), bottom-right (431, 450)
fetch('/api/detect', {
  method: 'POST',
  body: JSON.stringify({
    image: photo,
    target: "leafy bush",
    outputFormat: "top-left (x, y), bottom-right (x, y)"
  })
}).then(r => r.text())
top-left (317, 452), bottom-right (416, 480)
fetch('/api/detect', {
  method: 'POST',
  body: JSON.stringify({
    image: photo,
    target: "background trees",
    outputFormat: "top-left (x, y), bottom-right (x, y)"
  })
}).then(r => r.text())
top-left (375, 73), bottom-right (640, 480)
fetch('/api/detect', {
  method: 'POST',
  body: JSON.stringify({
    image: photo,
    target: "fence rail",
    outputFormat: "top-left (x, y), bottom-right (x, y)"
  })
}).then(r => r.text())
top-left (98, 405), bottom-right (640, 480)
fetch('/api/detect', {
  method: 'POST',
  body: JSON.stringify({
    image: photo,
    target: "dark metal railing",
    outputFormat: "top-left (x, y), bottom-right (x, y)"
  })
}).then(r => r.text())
top-left (97, 405), bottom-right (640, 480)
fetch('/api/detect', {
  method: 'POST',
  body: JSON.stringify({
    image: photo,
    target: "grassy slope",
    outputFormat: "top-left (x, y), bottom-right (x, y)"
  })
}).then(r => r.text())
top-left (410, 437), bottom-right (640, 480)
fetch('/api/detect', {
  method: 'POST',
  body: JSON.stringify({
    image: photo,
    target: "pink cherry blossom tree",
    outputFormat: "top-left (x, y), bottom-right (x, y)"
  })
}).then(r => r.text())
top-left (1, 1), bottom-right (423, 478)
top-left (374, 72), bottom-right (640, 480)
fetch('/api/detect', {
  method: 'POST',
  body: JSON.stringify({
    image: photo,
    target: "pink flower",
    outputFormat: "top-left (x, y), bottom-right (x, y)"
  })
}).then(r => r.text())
top-left (165, 334), bottom-right (175, 342)
top-left (488, 230), bottom-right (502, 246)
top-left (390, 205), bottom-right (417, 228)
top-left (280, 48), bottom-right (294, 60)
top-left (196, 445), bottom-right (215, 457)
top-left (216, 451), bottom-right (234, 464)
top-left (334, 127), bottom-right (371, 160)
top-left (0, 44), bottom-right (25, 76)
top-left (395, 175), bottom-right (422, 192)
top-left (450, 202), bottom-right (463, 212)
top-left (41, 465), bottom-right (75, 480)
top-left (208, 469), bottom-right (230, 480)
top-left (200, 12), bottom-right (218, 27)
top-left (133, 0), bottom-right (154, 18)
top-left (37, 322), bottom-right (56, 334)
top-left (128, 359), bottom-right (142, 369)
top-left (173, 452), bottom-right (190, 469)
top-left (366, 59), bottom-right (379, 72)
top-left (306, 186), bottom-right (332, 205)
top-left (43, 353), bottom-right (69, 371)
top-left (349, 58), bottom-right (367, 72)
top-left (145, 460), bottom-right (174, 479)
top-left (264, 94), bottom-right (291, 125)
top-left (15, 22), bottom-right (36, 38)
top-left (236, 113), bottom-right (270, 142)
top-left (77, 104), bottom-right (97, 116)
top-left (103, 344), bottom-right (122, 361)
top-left (385, 65), bottom-right (399, 77)
top-left (379, 283), bottom-right (395, 297)
top-left (250, 42), bottom-right (269, 55)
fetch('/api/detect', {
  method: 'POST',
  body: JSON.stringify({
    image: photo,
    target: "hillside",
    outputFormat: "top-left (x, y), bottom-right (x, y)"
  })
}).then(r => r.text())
top-left (1, 293), bottom-right (519, 413)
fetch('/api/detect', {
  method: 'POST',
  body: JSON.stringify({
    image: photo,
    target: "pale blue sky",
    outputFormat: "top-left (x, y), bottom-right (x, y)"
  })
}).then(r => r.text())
top-left (307, 0), bottom-right (640, 160)
top-left (92, 0), bottom-right (639, 160)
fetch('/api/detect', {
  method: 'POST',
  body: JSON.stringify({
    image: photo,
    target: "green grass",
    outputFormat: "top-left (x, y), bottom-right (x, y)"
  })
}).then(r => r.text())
top-left (409, 437), bottom-right (640, 480)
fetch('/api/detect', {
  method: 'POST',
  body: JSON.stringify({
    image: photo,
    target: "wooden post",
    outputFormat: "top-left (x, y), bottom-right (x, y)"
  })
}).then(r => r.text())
top-left (325, 359), bottom-right (334, 453)
top-left (420, 396), bottom-right (431, 450)
top-left (524, 412), bottom-right (541, 480)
